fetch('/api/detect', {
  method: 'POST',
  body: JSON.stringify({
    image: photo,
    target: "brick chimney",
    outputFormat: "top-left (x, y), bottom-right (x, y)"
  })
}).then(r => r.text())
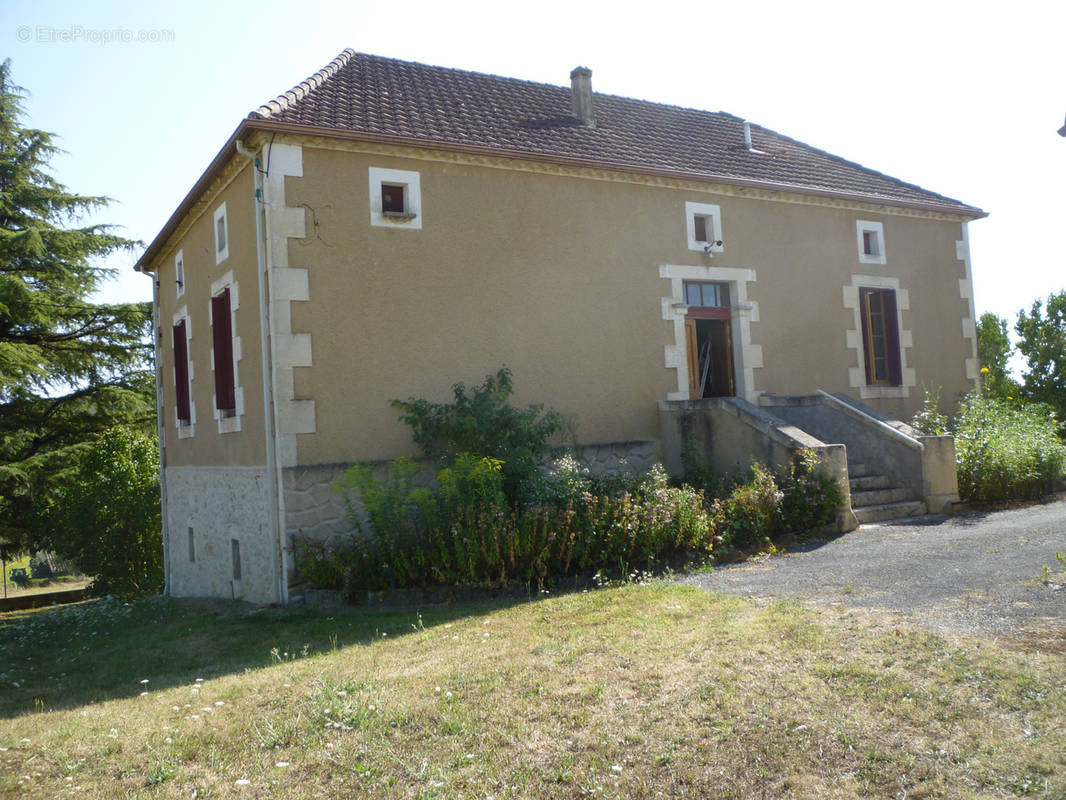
top-left (570, 66), bottom-right (594, 127)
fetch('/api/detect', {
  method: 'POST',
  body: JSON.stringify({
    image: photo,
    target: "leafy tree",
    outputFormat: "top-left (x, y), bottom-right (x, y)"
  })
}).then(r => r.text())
top-left (976, 311), bottom-right (1019, 399)
top-left (0, 59), bottom-right (154, 555)
top-left (32, 426), bottom-right (162, 597)
top-left (1015, 291), bottom-right (1066, 422)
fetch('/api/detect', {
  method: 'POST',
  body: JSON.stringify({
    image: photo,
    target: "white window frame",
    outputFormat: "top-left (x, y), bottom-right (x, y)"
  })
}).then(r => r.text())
top-left (172, 306), bottom-right (196, 439)
top-left (369, 167), bottom-right (422, 229)
top-left (175, 249), bottom-right (185, 299)
top-left (209, 271), bottom-right (243, 434)
top-left (856, 220), bottom-right (886, 265)
top-left (685, 202), bottom-right (724, 254)
top-left (214, 203), bottom-right (229, 264)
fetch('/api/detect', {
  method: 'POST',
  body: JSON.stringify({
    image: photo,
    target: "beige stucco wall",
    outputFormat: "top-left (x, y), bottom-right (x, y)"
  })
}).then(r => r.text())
top-left (282, 142), bottom-right (976, 466)
top-left (150, 162), bottom-right (267, 467)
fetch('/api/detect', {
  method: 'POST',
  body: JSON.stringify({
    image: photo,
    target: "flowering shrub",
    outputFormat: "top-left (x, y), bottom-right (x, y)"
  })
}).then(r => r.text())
top-left (712, 463), bottom-right (783, 551)
top-left (298, 458), bottom-right (712, 593)
top-left (954, 394), bottom-right (1066, 501)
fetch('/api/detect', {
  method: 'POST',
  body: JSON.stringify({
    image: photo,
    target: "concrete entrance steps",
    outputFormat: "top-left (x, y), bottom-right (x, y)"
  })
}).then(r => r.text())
top-left (848, 463), bottom-right (928, 524)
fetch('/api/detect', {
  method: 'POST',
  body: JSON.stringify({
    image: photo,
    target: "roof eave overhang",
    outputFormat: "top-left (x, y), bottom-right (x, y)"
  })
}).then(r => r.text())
top-left (135, 118), bottom-right (988, 271)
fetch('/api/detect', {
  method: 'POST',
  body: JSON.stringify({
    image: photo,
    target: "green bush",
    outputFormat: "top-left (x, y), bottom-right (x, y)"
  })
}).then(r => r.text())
top-left (954, 395), bottom-right (1066, 502)
top-left (776, 449), bottom-right (844, 535)
top-left (31, 426), bottom-right (162, 598)
top-left (712, 463), bottom-right (783, 551)
top-left (680, 447), bottom-right (842, 551)
top-left (300, 459), bottom-right (712, 593)
top-left (391, 368), bottom-right (564, 506)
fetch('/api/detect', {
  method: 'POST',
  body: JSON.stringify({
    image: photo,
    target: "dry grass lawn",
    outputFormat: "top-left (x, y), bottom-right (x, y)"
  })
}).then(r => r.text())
top-left (1, 584), bottom-right (1064, 798)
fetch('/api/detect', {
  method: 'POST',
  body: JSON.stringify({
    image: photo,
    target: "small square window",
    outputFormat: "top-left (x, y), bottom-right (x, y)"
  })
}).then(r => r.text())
top-left (369, 167), bottom-right (422, 229)
top-left (856, 220), bottom-right (886, 265)
top-left (214, 203), bottom-right (229, 264)
top-left (381, 184), bottom-right (406, 214)
top-left (685, 202), bottom-right (723, 253)
top-left (863, 231), bottom-right (878, 257)
top-left (693, 215), bottom-right (708, 243)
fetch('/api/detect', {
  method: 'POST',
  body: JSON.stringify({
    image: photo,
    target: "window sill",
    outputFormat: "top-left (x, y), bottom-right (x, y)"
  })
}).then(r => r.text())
top-left (382, 211), bottom-right (418, 222)
top-left (859, 385), bottom-right (909, 400)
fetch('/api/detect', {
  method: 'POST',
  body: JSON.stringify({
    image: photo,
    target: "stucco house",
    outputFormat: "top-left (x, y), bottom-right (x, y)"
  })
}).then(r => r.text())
top-left (136, 50), bottom-right (985, 604)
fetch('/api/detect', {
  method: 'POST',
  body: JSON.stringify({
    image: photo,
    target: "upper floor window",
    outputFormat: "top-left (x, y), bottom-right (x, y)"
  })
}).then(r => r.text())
top-left (685, 202), bottom-right (723, 254)
top-left (214, 203), bottom-right (229, 264)
top-left (369, 167), bottom-right (422, 229)
top-left (856, 220), bottom-right (885, 265)
top-left (175, 250), bottom-right (185, 298)
top-left (209, 273), bottom-right (243, 434)
top-left (171, 307), bottom-right (196, 439)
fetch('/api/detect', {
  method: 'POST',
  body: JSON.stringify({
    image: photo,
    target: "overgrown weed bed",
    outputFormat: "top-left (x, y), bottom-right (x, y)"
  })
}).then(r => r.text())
top-left (2, 586), bottom-right (1064, 798)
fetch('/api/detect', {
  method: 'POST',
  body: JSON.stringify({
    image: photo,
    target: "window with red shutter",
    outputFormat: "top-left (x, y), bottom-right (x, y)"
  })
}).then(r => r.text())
top-left (211, 289), bottom-right (236, 412)
top-left (173, 319), bottom-right (191, 423)
top-left (859, 288), bottom-right (902, 386)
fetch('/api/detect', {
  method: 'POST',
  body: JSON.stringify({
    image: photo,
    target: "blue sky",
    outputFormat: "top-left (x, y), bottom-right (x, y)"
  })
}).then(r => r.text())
top-left (3, 0), bottom-right (1064, 337)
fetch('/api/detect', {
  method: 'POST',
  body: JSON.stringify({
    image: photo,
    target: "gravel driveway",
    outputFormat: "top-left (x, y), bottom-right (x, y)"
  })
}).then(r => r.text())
top-left (681, 500), bottom-right (1066, 639)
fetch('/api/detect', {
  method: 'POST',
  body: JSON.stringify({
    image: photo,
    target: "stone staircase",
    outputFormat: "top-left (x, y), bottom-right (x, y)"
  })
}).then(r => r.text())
top-left (848, 462), bottom-right (927, 524)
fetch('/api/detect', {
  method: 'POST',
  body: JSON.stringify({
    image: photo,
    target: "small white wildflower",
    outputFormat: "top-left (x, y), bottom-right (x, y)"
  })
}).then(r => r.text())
top-left (446, 691), bottom-right (453, 699)
top-left (434, 686), bottom-right (441, 693)
top-left (190, 714), bottom-right (200, 720)
top-left (368, 704), bottom-right (375, 711)
top-left (214, 700), bottom-right (225, 706)
top-left (139, 679), bottom-right (149, 685)
top-left (235, 778), bottom-right (250, 786)
top-left (139, 692), bottom-right (148, 697)
top-left (171, 705), bottom-right (180, 711)
top-left (195, 678), bottom-right (203, 683)
top-left (164, 737), bottom-right (172, 744)
top-left (275, 761), bottom-right (290, 768)
top-left (611, 764), bottom-right (622, 773)
top-left (336, 690), bottom-right (347, 696)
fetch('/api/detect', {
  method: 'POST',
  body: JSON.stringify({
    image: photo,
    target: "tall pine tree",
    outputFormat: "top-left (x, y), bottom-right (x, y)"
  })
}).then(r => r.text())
top-left (0, 59), bottom-right (154, 557)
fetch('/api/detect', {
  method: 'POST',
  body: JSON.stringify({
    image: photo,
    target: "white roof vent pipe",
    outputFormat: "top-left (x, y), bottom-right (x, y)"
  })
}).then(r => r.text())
top-left (743, 120), bottom-right (764, 154)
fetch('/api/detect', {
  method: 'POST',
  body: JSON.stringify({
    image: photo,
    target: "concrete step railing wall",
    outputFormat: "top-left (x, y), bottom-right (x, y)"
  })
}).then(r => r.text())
top-left (658, 397), bottom-right (858, 534)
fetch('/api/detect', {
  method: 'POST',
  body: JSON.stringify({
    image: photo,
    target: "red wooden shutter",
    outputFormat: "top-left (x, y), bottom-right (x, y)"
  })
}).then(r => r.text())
top-left (173, 320), bottom-right (190, 422)
top-left (212, 289), bottom-right (235, 411)
top-left (882, 290), bottom-right (902, 386)
top-left (859, 288), bottom-right (874, 385)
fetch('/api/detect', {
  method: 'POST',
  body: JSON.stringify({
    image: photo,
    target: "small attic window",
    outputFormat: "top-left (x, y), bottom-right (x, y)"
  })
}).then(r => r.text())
top-left (693, 215), bottom-right (708, 243)
top-left (175, 250), bottom-right (185, 298)
top-left (214, 203), bottom-right (229, 264)
top-left (369, 167), bottom-right (422, 229)
top-left (856, 220), bottom-right (886, 265)
top-left (381, 184), bottom-right (406, 214)
top-left (685, 202), bottom-right (723, 253)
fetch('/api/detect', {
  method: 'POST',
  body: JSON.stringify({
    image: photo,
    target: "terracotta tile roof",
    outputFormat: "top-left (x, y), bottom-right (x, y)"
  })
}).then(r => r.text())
top-left (250, 49), bottom-right (982, 216)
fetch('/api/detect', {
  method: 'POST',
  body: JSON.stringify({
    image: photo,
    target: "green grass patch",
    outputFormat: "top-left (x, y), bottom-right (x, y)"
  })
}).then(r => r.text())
top-left (1, 587), bottom-right (1064, 798)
